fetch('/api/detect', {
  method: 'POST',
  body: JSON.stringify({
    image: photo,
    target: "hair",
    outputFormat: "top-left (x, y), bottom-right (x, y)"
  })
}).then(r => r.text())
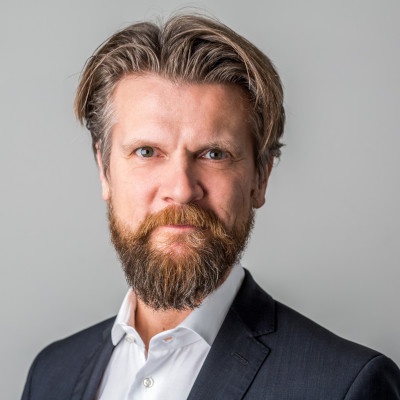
top-left (75, 14), bottom-right (285, 180)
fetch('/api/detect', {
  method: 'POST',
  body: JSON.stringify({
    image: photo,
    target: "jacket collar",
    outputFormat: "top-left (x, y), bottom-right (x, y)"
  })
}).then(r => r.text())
top-left (71, 320), bottom-right (115, 400)
top-left (187, 269), bottom-right (276, 400)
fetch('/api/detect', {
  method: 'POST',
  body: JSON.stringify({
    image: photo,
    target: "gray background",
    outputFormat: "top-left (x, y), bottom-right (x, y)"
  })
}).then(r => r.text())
top-left (1, 0), bottom-right (399, 398)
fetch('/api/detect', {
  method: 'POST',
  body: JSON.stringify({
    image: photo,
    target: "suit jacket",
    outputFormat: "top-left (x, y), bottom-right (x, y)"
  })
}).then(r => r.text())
top-left (22, 270), bottom-right (400, 399)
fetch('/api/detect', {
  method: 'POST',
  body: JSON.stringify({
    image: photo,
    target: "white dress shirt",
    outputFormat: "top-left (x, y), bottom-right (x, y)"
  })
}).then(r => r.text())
top-left (97, 264), bottom-right (244, 400)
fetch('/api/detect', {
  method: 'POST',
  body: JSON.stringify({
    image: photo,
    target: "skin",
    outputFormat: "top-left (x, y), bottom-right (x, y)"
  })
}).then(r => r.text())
top-left (97, 74), bottom-right (270, 346)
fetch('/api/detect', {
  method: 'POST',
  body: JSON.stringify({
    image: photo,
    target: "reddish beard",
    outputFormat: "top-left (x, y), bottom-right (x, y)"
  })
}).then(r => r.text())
top-left (108, 202), bottom-right (254, 311)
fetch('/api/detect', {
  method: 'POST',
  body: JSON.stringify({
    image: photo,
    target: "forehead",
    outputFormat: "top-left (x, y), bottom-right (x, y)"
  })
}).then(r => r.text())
top-left (111, 74), bottom-right (251, 137)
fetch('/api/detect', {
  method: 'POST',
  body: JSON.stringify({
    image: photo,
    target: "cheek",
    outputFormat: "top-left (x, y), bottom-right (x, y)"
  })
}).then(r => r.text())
top-left (110, 162), bottom-right (153, 198)
top-left (207, 177), bottom-right (254, 226)
top-left (109, 173), bottom-right (156, 223)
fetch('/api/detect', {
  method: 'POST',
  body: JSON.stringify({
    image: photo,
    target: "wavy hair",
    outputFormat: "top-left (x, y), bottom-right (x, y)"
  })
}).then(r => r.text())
top-left (75, 14), bottom-right (285, 179)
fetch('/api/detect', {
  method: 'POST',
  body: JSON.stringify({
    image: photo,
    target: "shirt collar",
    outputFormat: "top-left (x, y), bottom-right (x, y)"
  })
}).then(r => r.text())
top-left (179, 263), bottom-right (244, 345)
top-left (111, 263), bottom-right (244, 346)
top-left (111, 290), bottom-right (137, 345)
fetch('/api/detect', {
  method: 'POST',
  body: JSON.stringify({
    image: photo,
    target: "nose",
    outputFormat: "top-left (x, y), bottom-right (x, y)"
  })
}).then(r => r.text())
top-left (161, 157), bottom-right (204, 205)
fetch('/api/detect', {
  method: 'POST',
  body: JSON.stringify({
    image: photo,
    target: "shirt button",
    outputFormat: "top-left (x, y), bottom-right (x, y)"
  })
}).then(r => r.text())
top-left (143, 377), bottom-right (154, 388)
top-left (125, 335), bottom-right (136, 343)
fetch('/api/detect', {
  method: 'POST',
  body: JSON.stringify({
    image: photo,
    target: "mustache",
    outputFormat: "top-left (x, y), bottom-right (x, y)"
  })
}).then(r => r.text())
top-left (133, 204), bottom-right (230, 239)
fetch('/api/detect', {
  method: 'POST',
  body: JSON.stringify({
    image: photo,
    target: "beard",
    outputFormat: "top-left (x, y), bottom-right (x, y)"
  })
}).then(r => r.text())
top-left (108, 202), bottom-right (254, 311)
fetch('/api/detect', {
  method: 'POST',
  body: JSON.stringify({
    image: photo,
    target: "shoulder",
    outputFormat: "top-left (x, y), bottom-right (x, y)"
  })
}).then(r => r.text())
top-left (232, 270), bottom-right (400, 398)
top-left (34, 317), bottom-right (115, 365)
top-left (22, 317), bottom-right (115, 400)
top-left (274, 302), bottom-right (400, 397)
top-left (275, 300), bottom-right (376, 358)
top-left (237, 269), bottom-right (384, 363)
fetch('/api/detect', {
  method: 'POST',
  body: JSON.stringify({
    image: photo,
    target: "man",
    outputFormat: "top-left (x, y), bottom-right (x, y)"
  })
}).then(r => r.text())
top-left (22, 14), bottom-right (400, 399)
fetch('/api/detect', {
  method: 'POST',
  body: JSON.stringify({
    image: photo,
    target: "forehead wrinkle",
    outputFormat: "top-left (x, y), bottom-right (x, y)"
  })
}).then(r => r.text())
top-left (111, 75), bottom-right (253, 158)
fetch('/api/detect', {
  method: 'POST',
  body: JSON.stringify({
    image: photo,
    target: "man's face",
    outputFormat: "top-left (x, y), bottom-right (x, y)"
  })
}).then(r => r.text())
top-left (98, 74), bottom-right (269, 309)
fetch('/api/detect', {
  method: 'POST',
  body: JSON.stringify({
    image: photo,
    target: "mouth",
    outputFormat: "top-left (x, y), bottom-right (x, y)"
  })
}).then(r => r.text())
top-left (159, 224), bottom-right (198, 231)
top-left (149, 224), bottom-right (201, 239)
top-left (149, 224), bottom-right (201, 253)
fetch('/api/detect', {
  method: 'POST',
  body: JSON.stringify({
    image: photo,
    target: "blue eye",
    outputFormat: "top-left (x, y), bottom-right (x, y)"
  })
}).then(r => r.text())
top-left (135, 147), bottom-right (155, 158)
top-left (204, 149), bottom-right (227, 160)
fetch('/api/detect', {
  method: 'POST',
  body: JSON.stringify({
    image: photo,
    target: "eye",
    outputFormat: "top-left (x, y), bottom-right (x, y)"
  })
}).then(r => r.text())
top-left (135, 146), bottom-right (155, 158)
top-left (203, 149), bottom-right (228, 160)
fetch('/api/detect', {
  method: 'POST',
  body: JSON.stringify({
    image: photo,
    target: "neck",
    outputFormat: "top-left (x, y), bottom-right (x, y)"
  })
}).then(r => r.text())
top-left (132, 298), bottom-right (192, 349)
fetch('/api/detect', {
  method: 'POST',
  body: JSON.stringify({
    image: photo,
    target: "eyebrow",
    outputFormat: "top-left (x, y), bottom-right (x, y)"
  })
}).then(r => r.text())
top-left (120, 139), bottom-right (159, 154)
top-left (201, 140), bottom-right (243, 155)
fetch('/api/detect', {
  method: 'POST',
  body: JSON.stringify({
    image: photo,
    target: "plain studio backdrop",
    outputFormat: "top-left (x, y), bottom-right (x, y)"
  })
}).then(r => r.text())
top-left (1, 0), bottom-right (399, 398)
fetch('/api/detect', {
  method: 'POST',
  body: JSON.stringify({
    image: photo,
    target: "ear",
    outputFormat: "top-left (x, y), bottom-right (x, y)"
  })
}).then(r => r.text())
top-left (252, 165), bottom-right (272, 209)
top-left (96, 149), bottom-right (111, 201)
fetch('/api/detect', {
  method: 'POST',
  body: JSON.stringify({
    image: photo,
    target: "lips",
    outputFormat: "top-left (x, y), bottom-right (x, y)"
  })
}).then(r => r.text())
top-left (154, 224), bottom-right (198, 233)
top-left (165, 224), bottom-right (196, 229)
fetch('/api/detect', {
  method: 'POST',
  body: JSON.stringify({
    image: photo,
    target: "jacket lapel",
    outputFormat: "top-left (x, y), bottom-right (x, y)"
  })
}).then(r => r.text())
top-left (188, 270), bottom-right (276, 400)
top-left (71, 321), bottom-right (115, 400)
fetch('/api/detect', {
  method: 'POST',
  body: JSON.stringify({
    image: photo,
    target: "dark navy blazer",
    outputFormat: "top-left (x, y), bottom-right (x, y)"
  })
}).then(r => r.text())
top-left (22, 270), bottom-right (400, 399)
